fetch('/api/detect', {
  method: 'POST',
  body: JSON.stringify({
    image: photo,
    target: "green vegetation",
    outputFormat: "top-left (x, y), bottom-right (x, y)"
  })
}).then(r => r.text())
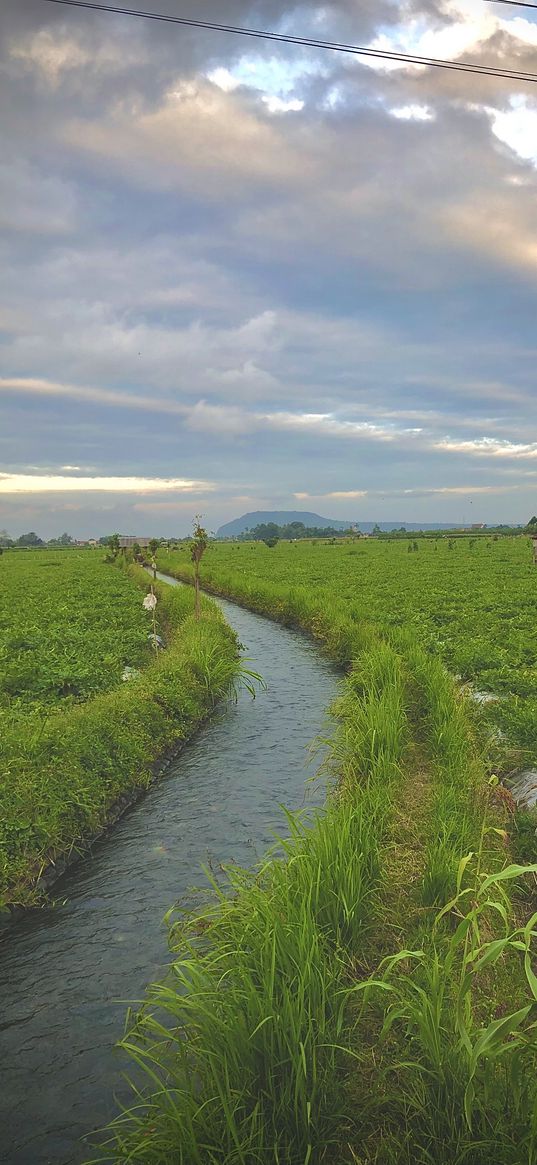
top-left (160, 535), bottom-right (537, 766)
top-left (90, 537), bottom-right (537, 1163)
top-left (5, 539), bottom-right (535, 1159)
top-left (238, 519), bottom-right (352, 541)
top-left (0, 550), bottom-right (149, 712)
top-left (0, 553), bottom-right (239, 909)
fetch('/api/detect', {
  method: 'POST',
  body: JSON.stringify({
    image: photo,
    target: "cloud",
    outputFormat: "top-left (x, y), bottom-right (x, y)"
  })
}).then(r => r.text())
top-left (0, 474), bottom-right (214, 494)
top-left (264, 411), bottom-right (423, 442)
top-left (297, 483), bottom-right (522, 501)
top-left (390, 104), bottom-right (434, 121)
top-left (62, 80), bottom-right (309, 197)
top-left (0, 158), bottom-right (77, 234)
top-left (132, 499), bottom-right (215, 513)
top-left (434, 437), bottom-right (537, 459)
top-left (295, 490), bottom-right (368, 499)
top-left (3, 0), bottom-right (537, 537)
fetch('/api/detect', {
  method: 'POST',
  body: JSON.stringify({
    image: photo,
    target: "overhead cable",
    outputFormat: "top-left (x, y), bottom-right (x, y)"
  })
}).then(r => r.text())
top-left (485, 0), bottom-right (537, 10)
top-left (41, 0), bottom-right (537, 86)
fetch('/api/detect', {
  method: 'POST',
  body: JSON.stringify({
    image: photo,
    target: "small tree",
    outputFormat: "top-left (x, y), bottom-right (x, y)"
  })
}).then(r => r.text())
top-left (149, 538), bottom-right (159, 556)
top-left (263, 537), bottom-right (278, 549)
top-left (108, 533), bottom-right (120, 555)
top-left (190, 516), bottom-right (209, 620)
top-left (17, 531), bottom-right (44, 547)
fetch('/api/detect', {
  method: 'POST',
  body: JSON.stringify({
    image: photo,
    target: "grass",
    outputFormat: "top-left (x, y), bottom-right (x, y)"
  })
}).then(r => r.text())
top-left (0, 563), bottom-right (240, 910)
top-left (93, 601), bottom-right (537, 1161)
top-left (343, 861), bottom-right (537, 1165)
top-left (92, 636), bottom-right (410, 1163)
top-left (159, 535), bottom-right (537, 772)
top-left (63, 543), bottom-right (536, 1163)
top-left (0, 549), bottom-right (149, 710)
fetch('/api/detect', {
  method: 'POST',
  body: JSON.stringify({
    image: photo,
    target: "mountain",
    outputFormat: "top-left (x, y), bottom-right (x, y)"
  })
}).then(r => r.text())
top-left (216, 511), bottom-right (353, 537)
top-left (216, 511), bottom-right (463, 537)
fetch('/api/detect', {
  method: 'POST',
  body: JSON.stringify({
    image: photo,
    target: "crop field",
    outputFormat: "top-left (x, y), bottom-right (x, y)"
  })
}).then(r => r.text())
top-left (0, 550), bottom-right (238, 907)
top-left (4, 541), bottom-right (537, 1163)
top-left (169, 535), bottom-right (537, 687)
top-left (161, 535), bottom-right (537, 765)
top-left (103, 535), bottom-right (537, 1165)
top-left (0, 549), bottom-right (150, 715)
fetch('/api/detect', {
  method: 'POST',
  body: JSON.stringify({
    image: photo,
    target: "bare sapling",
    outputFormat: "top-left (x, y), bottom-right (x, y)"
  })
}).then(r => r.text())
top-left (191, 516), bottom-right (209, 620)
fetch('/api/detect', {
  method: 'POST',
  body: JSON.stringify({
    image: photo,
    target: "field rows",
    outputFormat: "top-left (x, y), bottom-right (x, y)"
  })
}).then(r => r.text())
top-left (4, 543), bottom-right (537, 1163)
top-left (161, 536), bottom-right (537, 768)
top-left (0, 552), bottom-right (239, 907)
top-left (98, 538), bottom-right (537, 1165)
top-left (0, 550), bottom-right (150, 713)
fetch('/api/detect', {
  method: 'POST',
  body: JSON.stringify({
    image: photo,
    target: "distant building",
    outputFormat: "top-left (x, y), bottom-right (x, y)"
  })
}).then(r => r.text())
top-left (119, 536), bottom-right (153, 549)
top-left (471, 523), bottom-right (486, 530)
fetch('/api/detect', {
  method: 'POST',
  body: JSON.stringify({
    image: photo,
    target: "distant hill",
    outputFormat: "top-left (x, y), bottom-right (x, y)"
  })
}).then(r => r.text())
top-left (216, 511), bottom-right (458, 537)
top-left (216, 511), bottom-right (352, 537)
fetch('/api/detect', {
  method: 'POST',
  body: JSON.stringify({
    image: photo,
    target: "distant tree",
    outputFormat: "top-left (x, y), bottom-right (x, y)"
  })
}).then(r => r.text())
top-left (0, 529), bottom-right (13, 547)
top-left (372, 524), bottom-right (382, 535)
top-left (190, 516), bottom-right (209, 620)
top-left (149, 538), bottom-right (159, 556)
top-left (243, 520), bottom-right (347, 542)
top-left (108, 533), bottom-right (120, 555)
top-left (132, 542), bottom-right (143, 562)
top-left (17, 532), bottom-right (44, 547)
top-left (263, 537), bottom-right (279, 548)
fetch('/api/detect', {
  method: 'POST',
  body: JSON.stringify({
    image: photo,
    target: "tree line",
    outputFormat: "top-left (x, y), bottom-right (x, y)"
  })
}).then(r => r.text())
top-left (238, 521), bottom-right (354, 543)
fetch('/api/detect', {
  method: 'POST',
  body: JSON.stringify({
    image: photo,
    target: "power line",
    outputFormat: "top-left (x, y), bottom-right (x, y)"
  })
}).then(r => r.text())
top-left (42, 0), bottom-right (537, 85)
top-left (485, 0), bottom-right (537, 9)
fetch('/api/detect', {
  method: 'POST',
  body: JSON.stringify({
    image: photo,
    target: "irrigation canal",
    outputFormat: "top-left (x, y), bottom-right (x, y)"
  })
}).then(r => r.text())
top-left (1, 574), bottom-right (340, 1164)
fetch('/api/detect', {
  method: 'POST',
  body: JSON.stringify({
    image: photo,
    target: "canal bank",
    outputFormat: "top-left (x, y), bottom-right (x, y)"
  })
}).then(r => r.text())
top-left (1, 581), bottom-right (339, 1164)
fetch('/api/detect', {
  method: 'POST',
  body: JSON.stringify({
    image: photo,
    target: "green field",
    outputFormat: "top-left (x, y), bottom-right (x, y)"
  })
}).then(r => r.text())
top-left (0, 550), bottom-right (150, 713)
top-left (167, 535), bottom-right (537, 687)
top-left (160, 535), bottom-right (537, 764)
top-left (0, 551), bottom-right (238, 908)
top-left (96, 536), bottom-right (537, 1165)
top-left (4, 541), bottom-right (537, 1162)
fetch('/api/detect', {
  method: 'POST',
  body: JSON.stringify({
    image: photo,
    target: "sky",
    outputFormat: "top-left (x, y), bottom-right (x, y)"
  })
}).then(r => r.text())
top-left (1, 0), bottom-right (537, 537)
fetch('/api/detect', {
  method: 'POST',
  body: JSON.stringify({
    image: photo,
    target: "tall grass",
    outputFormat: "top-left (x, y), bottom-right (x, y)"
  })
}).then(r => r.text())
top-left (93, 640), bottom-right (410, 1163)
top-left (108, 550), bottom-right (530, 1165)
top-left (349, 859), bottom-right (537, 1165)
top-left (388, 635), bottom-right (491, 906)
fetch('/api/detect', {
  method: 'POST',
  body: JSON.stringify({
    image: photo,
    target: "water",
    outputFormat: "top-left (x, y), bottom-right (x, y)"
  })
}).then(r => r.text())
top-left (1, 577), bottom-right (339, 1164)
